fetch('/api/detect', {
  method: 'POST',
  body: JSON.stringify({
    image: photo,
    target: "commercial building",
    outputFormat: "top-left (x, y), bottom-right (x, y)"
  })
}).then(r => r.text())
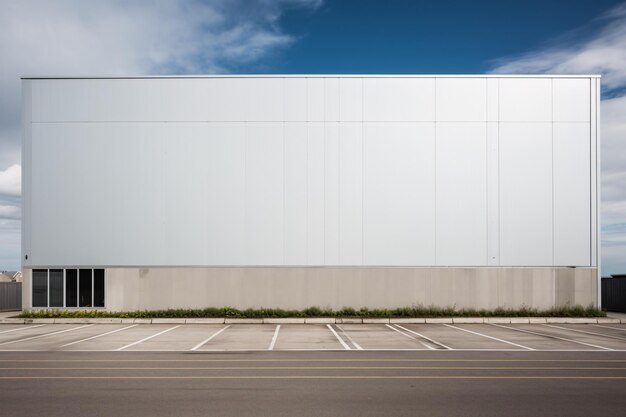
top-left (21, 75), bottom-right (600, 311)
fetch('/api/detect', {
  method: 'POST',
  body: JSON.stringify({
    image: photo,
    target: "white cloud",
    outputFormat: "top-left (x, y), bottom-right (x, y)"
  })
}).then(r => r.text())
top-left (0, 165), bottom-right (20, 197)
top-left (0, 0), bottom-right (323, 270)
top-left (490, 2), bottom-right (626, 276)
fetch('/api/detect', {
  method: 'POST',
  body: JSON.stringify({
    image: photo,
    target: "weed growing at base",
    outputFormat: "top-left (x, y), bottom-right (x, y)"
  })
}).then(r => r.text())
top-left (19, 305), bottom-right (605, 319)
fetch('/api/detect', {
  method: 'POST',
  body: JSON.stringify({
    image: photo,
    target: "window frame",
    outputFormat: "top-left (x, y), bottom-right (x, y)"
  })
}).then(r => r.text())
top-left (30, 268), bottom-right (105, 309)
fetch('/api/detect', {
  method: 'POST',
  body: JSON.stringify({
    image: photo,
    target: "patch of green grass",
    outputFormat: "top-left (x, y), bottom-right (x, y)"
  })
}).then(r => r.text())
top-left (18, 304), bottom-right (606, 319)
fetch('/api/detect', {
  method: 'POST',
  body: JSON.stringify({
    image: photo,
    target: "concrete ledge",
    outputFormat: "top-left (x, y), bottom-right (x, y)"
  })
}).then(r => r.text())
top-left (509, 318), bottom-right (530, 324)
top-left (485, 318), bottom-right (513, 324)
top-left (452, 317), bottom-right (484, 324)
top-left (545, 318), bottom-right (598, 324)
top-left (336, 318), bottom-right (363, 324)
top-left (120, 318), bottom-right (136, 324)
top-left (185, 318), bottom-right (225, 324)
top-left (85, 318), bottom-right (122, 324)
top-left (362, 318), bottom-right (390, 324)
top-left (263, 318), bottom-right (306, 324)
top-left (529, 318), bottom-right (547, 324)
top-left (425, 318), bottom-right (453, 324)
top-left (133, 318), bottom-right (152, 324)
top-left (151, 318), bottom-right (187, 324)
top-left (24, 318), bottom-right (56, 324)
top-left (389, 318), bottom-right (426, 324)
top-left (224, 318), bottom-right (263, 324)
top-left (54, 318), bottom-right (92, 324)
top-left (304, 318), bottom-right (335, 324)
top-left (0, 318), bottom-right (25, 324)
top-left (597, 318), bottom-right (621, 324)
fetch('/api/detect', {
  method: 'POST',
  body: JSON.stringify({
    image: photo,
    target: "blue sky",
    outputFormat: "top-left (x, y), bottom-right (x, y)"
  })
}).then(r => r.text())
top-left (1, 0), bottom-right (625, 274)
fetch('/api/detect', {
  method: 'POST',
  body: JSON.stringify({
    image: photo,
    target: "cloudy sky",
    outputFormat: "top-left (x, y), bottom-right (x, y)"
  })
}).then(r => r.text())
top-left (0, 0), bottom-right (624, 274)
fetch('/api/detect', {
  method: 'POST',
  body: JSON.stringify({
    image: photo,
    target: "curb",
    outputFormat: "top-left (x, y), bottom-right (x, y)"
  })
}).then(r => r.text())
top-left (2, 317), bottom-right (622, 325)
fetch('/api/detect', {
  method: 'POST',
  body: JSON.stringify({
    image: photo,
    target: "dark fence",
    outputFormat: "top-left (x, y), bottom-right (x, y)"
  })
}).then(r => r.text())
top-left (0, 282), bottom-right (21, 311)
top-left (602, 277), bottom-right (626, 313)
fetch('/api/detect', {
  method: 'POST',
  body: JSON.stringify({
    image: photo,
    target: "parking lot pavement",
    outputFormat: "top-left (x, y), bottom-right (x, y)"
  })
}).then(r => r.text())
top-left (1, 323), bottom-right (626, 352)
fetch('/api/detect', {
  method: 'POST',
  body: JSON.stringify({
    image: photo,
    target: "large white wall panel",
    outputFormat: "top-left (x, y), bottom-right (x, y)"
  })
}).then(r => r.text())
top-left (244, 122), bottom-right (284, 264)
top-left (339, 123), bottom-right (363, 264)
top-left (284, 123), bottom-right (308, 264)
top-left (363, 78), bottom-right (435, 121)
top-left (307, 123), bottom-right (326, 264)
top-left (324, 78), bottom-right (340, 121)
top-left (436, 78), bottom-right (486, 121)
top-left (207, 78), bottom-right (247, 121)
top-left (486, 123), bottom-right (500, 265)
top-left (339, 78), bottom-right (363, 121)
top-left (284, 78), bottom-right (307, 121)
top-left (436, 123), bottom-right (487, 265)
top-left (324, 123), bottom-right (340, 264)
top-left (25, 76), bottom-right (598, 269)
top-left (499, 78), bottom-right (552, 122)
top-left (307, 78), bottom-right (325, 122)
top-left (32, 79), bottom-right (211, 122)
top-left (363, 123), bottom-right (435, 265)
top-left (202, 123), bottom-right (246, 265)
top-left (553, 78), bottom-right (590, 122)
top-left (499, 123), bottom-right (553, 265)
top-left (553, 123), bottom-right (591, 266)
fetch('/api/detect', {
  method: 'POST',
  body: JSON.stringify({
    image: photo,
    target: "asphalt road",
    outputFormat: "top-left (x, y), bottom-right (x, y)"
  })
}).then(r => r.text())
top-left (1, 350), bottom-right (625, 417)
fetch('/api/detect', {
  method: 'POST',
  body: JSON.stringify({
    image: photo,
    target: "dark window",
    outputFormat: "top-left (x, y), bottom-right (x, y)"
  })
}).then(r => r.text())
top-left (49, 269), bottom-right (64, 307)
top-left (65, 269), bottom-right (77, 307)
top-left (94, 269), bottom-right (105, 308)
top-left (32, 269), bottom-right (48, 307)
top-left (79, 269), bottom-right (92, 307)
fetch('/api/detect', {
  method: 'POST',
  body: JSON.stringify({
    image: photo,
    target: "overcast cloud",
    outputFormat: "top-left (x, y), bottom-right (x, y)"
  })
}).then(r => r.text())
top-left (0, 0), bottom-right (322, 270)
top-left (491, 2), bottom-right (626, 275)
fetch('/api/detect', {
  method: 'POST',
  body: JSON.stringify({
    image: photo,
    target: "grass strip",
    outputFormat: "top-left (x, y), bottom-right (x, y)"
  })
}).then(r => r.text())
top-left (19, 305), bottom-right (606, 319)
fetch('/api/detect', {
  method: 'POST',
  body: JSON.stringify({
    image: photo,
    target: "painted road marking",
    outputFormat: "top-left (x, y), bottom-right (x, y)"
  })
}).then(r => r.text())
top-left (542, 324), bottom-right (626, 342)
top-left (1, 366), bottom-right (625, 370)
top-left (0, 325), bottom-right (94, 347)
top-left (3, 358), bottom-right (626, 363)
top-left (0, 376), bottom-right (624, 380)
top-left (335, 325), bottom-right (363, 350)
top-left (394, 325), bottom-right (452, 350)
top-left (326, 324), bottom-right (351, 350)
top-left (491, 324), bottom-right (614, 351)
top-left (190, 326), bottom-right (230, 351)
top-left (116, 326), bottom-right (181, 351)
top-left (60, 325), bottom-right (139, 347)
top-left (385, 324), bottom-right (432, 349)
top-left (268, 325), bottom-right (281, 350)
top-left (444, 324), bottom-right (534, 350)
top-left (0, 325), bottom-right (46, 335)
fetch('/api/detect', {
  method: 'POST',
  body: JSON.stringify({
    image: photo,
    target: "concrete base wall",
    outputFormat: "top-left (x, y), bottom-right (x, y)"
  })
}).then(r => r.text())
top-left (73, 267), bottom-right (601, 312)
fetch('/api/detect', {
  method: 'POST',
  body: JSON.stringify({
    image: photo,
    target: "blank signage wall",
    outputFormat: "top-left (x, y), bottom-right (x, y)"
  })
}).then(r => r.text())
top-left (24, 76), bottom-right (596, 268)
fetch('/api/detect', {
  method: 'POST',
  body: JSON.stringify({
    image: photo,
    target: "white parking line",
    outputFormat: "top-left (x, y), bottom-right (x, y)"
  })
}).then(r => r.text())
top-left (335, 325), bottom-right (364, 350)
top-left (268, 325), bottom-right (281, 350)
top-left (0, 325), bottom-right (94, 346)
top-left (444, 324), bottom-right (534, 350)
top-left (190, 326), bottom-right (230, 351)
top-left (542, 324), bottom-right (626, 342)
top-left (491, 324), bottom-right (614, 351)
top-left (591, 324), bottom-right (626, 332)
top-left (60, 325), bottom-right (138, 347)
top-left (0, 324), bottom-right (46, 335)
top-left (326, 324), bottom-right (351, 350)
top-left (394, 325), bottom-right (452, 350)
top-left (116, 326), bottom-right (181, 351)
top-left (385, 324), bottom-right (433, 349)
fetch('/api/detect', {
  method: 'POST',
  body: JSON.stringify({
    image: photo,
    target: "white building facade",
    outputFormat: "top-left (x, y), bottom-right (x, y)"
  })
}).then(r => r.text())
top-left (21, 75), bottom-right (601, 311)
